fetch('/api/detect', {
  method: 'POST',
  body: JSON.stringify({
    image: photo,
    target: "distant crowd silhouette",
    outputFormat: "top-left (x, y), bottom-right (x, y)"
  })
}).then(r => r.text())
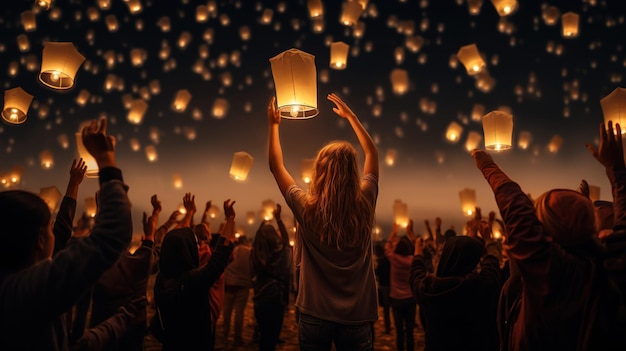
top-left (0, 95), bottom-right (625, 351)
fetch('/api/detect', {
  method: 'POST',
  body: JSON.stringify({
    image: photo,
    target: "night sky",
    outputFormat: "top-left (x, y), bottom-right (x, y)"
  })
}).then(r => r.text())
top-left (1, 0), bottom-right (625, 239)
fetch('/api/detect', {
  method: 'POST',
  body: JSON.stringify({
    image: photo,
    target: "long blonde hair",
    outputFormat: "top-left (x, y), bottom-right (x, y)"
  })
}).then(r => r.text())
top-left (302, 141), bottom-right (374, 250)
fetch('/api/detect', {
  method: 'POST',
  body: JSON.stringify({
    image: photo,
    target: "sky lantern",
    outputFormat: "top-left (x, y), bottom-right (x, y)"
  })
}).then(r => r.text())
top-left (58, 134), bottom-right (69, 149)
top-left (445, 121), bottom-right (463, 143)
top-left (129, 138), bottom-right (140, 152)
top-left (130, 48), bottom-right (146, 67)
top-left (212, 98), bottom-right (229, 119)
top-left (36, 0), bottom-right (53, 10)
top-left (600, 87), bottom-right (626, 133)
top-left (542, 6), bottom-right (559, 25)
top-left (128, 99), bottom-right (148, 125)
top-left (475, 72), bottom-right (496, 93)
top-left (40, 186), bottom-right (62, 213)
top-left (308, 0), bottom-right (323, 18)
top-left (270, 48), bottom-right (318, 119)
top-left (459, 188), bottom-right (477, 216)
top-left (467, 0), bottom-right (482, 15)
top-left (330, 41), bottom-right (350, 69)
top-left (196, 5), bottom-right (209, 22)
top-left (97, 0), bottom-right (110, 9)
top-left (561, 12), bottom-right (580, 38)
top-left (405, 35), bottom-right (424, 53)
top-left (157, 16), bottom-right (171, 32)
top-left (262, 199), bottom-right (275, 221)
top-left (2, 87), bottom-right (33, 124)
top-left (517, 130), bottom-right (532, 150)
top-left (261, 9), bottom-right (273, 25)
top-left (246, 211), bottom-right (256, 225)
top-left (229, 151), bottom-right (254, 182)
top-left (394, 47), bottom-right (404, 65)
top-left (17, 35), bottom-right (30, 52)
top-left (172, 89), bottom-right (191, 112)
top-left (456, 44), bottom-right (485, 76)
top-left (548, 135), bottom-right (563, 153)
top-left (207, 204), bottom-right (220, 220)
top-left (482, 110), bottom-right (513, 151)
top-left (105, 14), bottom-right (118, 31)
top-left (312, 18), bottom-right (324, 33)
top-left (385, 148), bottom-right (398, 166)
top-left (85, 197), bottom-right (97, 217)
top-left (239, 26), bottom-right (251, 41)
top-left (490, 0), bottom-right (518, 16)
top-left (75, 89), bottom-right (90, 106)
top-left (87, 7), bottom-right (100, 22)
top-left (301, 158), bottom-right (314, 184)
top-left (353, 22), bottom-right (366, 38)
top-left (178, 31), bottom-right (192, 49)
top-left (393, 199), bottom-right (409, 228)
top-left (21, 11), bottom-right (37, 32)
top-left (465, 131), bottom-right (483, 152)
top-left (39, 42), bottom-right (85, 90)
top-left (126, 0), bottom-right (142, 14)
top-left (172, 173), bottom-right (183, 189)
top-left (471, 103), bottom-right (485, 122)
top-left (40, 150), bottom-right (54, 169)
top-left (76, 124), bottom-right (99, 178)
top-left (390, 69), bottom-right (409, 95)
top-left (145, 145), bottom-right (158, 163)
top-left (340, 0), bottom-right (363, 26)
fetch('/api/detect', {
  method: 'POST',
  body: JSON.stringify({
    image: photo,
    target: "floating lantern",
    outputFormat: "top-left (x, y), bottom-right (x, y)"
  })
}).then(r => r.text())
top-left (97, 0), bottom-right (110, 9)
top-left (178, 32), bottom-right (192, 49)
top-left (405, 36), bottom-right (424, 53)
top-left (36, 0), bottom-right (53, 10)
top-left (393, 200), bottom-right (409, 228)
top-left (457, 44), bottom-right (485, 76)
top-left (105, 14), bottom-right (118, 32)
top-left (75, 127), bottom-right (99, 178)
top-left (308, 0), bottom-right (324, 18)
top-left (385, 149), bottom-right (398, 166)
top-left (353, 21), bottom-right (366, 38)
top-left (261, 9), bottom-right (273, 25)
top-left (465, 131), bottom-right (483, 152)
top-left (212, 98), bottom-right (229, 119)
top-left (471, 104), bottom-right (485, 122)
top-left (548, 135), bottom-right (563, 153)
top-left (301, 158), bottom-right (314, 184)
top-left (246, 211), bottom-right (256, 225)
top-left (172, 173), bottom-right (183, 189)
top-left (239, 26), bottom-right (251, 41)
top-left (130, 48), bottom-right (146, 67)
top-left (390, 69), bottom-right (409, 95)
top-left (172, 89), bottom-right (191, 112)
top-left (229, 151), bottom-right (254, 182)
top-left (468, 0), bottom-right (482, 15)
top-left (126, 0), bottom-right (142, 14)
top-left (459, 188), bottom-right (477, 216)
top-left (75, 89), bottom-right (90, 106)
top-left (312, 18), bottom-right (324, 33)
top-left (340, 0), bottom-right (363, 26)
top-left (85, 197), bottom-right (97, 217)
top-left (17, 35), bottom-right (30, 52)
top-left (2, 87), bottom-right (33, 124)
top-left (269, 48), bottom-right (318, 119)
top-left (128, 99), bottom-right (147, 125)
top-left (40, 186), bottom-right (61, 212)
top-left (196, 5), bottom-right (209, 22)
top-left (39, 42), bottom-right (85, 90)
top-left (562, 12), bottom-right (580, 38)
top-left (39, 150), bottom-right (54, 169)
top-left (445, 121), bottom-right (463, 143)
top-left (482, 110), bottom-right (513, 151)
top-left (542, 6), bottom-right (559, 25)
top-left (475, 72), bottom-right (496, 93)
top-left (517, 130), bottom-right (532, 149)
top-left (145, 145), bottom-right (158, 162)
top-left (157, 16), bottom-right (170, 32)
top-left (207, 204), bottom-right (220, 220)
top-left (21, 11), bottom-right (36, 32)
top-left (600, 87), bottom-right (626, 133)
top-left (330, 42), bottom-right (349, 69)
top-left (262, 199), bottom-right (275, 221)
top-left (129, 138), bottom-right (140, 152)
top-left (490, 0), bottom-right (518, 16)
top-left (58, 134), bottom-right (69, 149)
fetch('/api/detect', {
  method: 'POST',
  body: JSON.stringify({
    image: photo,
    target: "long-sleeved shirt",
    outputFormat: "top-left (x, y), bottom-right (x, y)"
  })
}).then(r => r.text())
top-left (384, 240), bottom-right (414, 300)
top-left (0, 167), bottom-right (132, 351)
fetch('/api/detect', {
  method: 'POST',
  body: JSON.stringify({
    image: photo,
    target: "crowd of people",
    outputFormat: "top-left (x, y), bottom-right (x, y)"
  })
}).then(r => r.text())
top-left (0, 95), bottom-right (625, 351)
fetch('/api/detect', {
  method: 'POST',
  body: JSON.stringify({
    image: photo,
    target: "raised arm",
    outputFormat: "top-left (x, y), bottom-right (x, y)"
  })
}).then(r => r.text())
top-left (176, 193), bottom-right (196, 229)
top-left (406, 219), bottom-right (417, 242)
top-left (267, 96), bottom-right (297, 196)
top-left (274, 203), bottom-right (290, 248)
top-left (201, 200), bottom-right (212, 225)
top-left (384, 222), bottom-right (399, 256)
top-left (54, 158), bottom-right (88, 254)
top-left (327, 93), bottom-right (379, 178)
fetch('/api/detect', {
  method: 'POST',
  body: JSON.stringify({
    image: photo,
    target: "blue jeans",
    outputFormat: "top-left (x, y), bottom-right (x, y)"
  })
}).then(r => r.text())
top-left (298, 313), bottom-right (374, 351)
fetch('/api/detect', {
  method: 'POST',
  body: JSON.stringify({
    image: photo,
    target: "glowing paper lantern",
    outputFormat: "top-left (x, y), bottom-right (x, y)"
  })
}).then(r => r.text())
top-left (445, 121), bottom-right (463, 143)
top-left (329, 42), bottom-right (350, 69)
top-left (465, 131), bottom-right (483, 152)
top-left (308, 0), bottom-right (324, 18)
top-left (126, 0), bottom-right (142, 14)
top-left (128, 99), bottom-right (148, 125)
top-left (262, 199), bottom-right (275, 221)
top-left (542, 6), bottom-right (559, 25)
top-left (405, 36), bottom-right (424, 53)
top-left (517, 130), bottom-right (532, 150)
top-left (229, 151), bottom-right (254, 182)
top-left (390, 69), bottom-right (409, 95)
top-left (561, 12), bottom-right (580, 38)
top-left (490, 0), bottom-right (518, 16)
top-left (172, 89), bottom-right (191, 112)
top-left (301, 158), bottom-right (314, 184)
top-left (17, 35), bottom-right (30, 52)
top-left (212, 98), bottom-right (229, 119)
top-left (548, 135), bottom-right (563, 153)
top-left (482, 110), bottom-right (513, 151)
top-left (2, 87), bottom-right (33, 124)
top-left (600, 87), bottom-right (626, 133)
top-left (75, 128), bottom-right (99, 178)
top-left (36, 0), bottom-right (53, 10)
top-left (105, 15), bottom-right (118, 31)
top-left (85, 197), bottom-right (97, 217)
top-left (21, 11), bottom-right (37, 32)
top-left (145, 145), bottom-right (158, 163)
top-left (76, 89), bottom-right (90, 106)
top-left (459, 188), bottom-right (477, 216)
top-left (261, 9), bottom-right (273, 25)
top-left (207, 204), bottom-right (220, 220)
top-left (58, 134), bottom-right (69, 149)
top-left (40, 150), bottom-right (54, 169)
top-left (130, 48), bottom-right (146, 67)
top-left (246, 211), bottom-right (256, 225)
top-left (340, 1), bottom-right (364, 26)
top-left (456, 44), bottom-right (485, 76)
top-left (196, 5), bottom-right (209, 22)
top-left (385, 149), bottom-right (398, 166)
top-left (468, 0), bottom-right (482, 15)
top-left (172, 173), bottom-right (183, 189)
top-left (269, 48), bottom-right (318, 119)
top-left (393, 200), bottom-right (409, 228)
top-left (39, 42), bottom-right (85, 90)
top-left (40, 186), bottom-right (62, 212)
top-left (471, 104), bottom-right (485, 122)
top-left (129, 138), bottom-right (140, 152)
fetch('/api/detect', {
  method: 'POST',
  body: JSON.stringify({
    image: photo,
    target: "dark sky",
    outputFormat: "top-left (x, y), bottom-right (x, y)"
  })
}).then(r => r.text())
top-left (1, 0), bottom-right (625, 239)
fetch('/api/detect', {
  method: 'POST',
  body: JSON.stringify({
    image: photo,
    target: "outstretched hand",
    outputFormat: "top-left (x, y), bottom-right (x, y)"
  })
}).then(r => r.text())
top-left (183, 193), bottom-right (196, 214)
top-left (273, 203), bottom-right (282, 220)
top-left (224, 199), bottom-right (236, 219)
top-left (151, 194), bottom-right (162, 214)
top-left (142, 211), bottom-right (157, 241)
top-left (578, 179), bottom-right (590, 199)
top-left (327, 93), bottom-right (357, 120)
top-left (471, 149), bottom-right (495, 169)
top-left (81, 117), bottom-right (116, 168)
top-left (586, 121), bottom-right (625, 170)
top-left (69, 158), bottom-right (87, 185)
top-left (267, 96), bottom-right (280, 125)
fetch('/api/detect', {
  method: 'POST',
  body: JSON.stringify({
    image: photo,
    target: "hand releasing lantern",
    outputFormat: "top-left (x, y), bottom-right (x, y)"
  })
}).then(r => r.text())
top-left (270, 48), bottom-right (319, 119)
top-left (600, 87), bottom-right (626, 134)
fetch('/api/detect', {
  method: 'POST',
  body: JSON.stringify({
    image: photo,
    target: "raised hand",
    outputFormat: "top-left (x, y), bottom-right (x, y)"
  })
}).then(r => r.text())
top-left (142, 211), bottom-right (157, 241)
top-left (267, 96), bottom-right (280, 125)
top-left (81, 117), bottom-right (116, 168)
top-left (471, 149), bottom-right (495, 169)
top-left (273, 203), bottom-right (282, 220)
top-left (69, 158), bottom-right (87, 185)
top-left (151, 194), bottom-right (162, 214)
top-left (578, 179), bottom-right (591, 199)
top-left (586, 121), bottom-right (625, 170)
top-left (183, 193), bottom-right (196, 214)
top-left (327, 93), bottom-right (357, 120)
top-left (224, 199), bottom-right (236, 219)
top-left (435, 217), bottom-right (442, 228)
top-left (414, 237), bottom-right (424, 256)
